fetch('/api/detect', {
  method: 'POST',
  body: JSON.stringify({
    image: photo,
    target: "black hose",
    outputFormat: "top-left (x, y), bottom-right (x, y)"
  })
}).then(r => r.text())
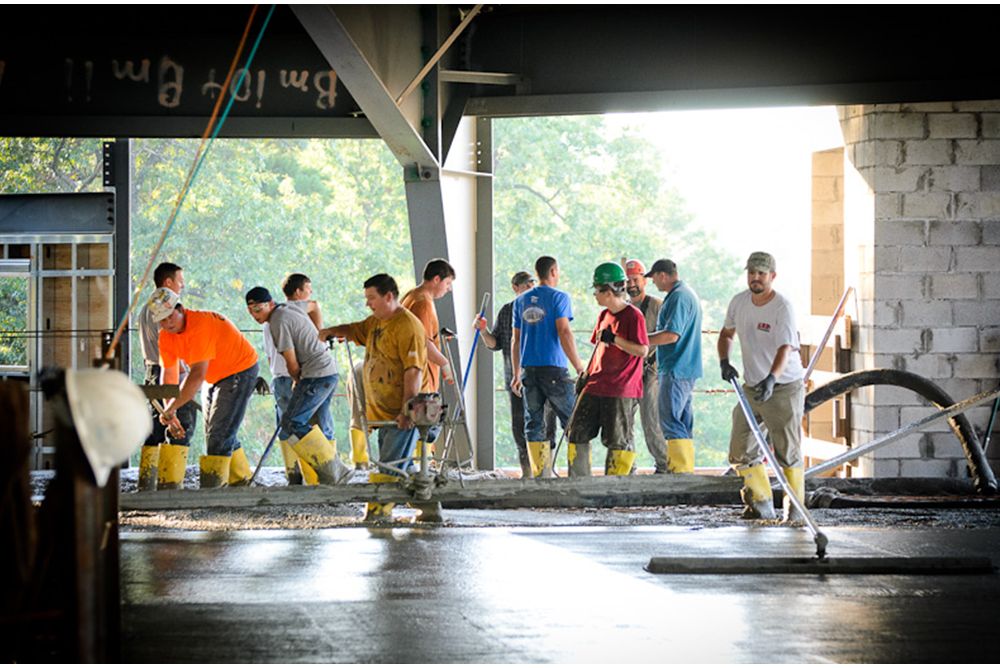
top-left (804, 368), bottom-right (997, 494)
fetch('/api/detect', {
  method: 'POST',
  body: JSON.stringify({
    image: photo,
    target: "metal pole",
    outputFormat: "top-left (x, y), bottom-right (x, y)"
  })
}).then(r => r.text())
top-left (803, 287), bottom-right (853, 385)
top-left (462, 292), bottom-right (490, 391)
top-left (731, 379), bottom-right (829, 559)
top-left (395, 4), bottom-right (484, 105)
top-left (807, 386), bottom-right (1000, 478)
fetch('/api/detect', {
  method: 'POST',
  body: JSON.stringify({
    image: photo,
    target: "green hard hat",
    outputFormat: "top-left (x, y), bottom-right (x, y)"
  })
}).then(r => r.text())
top-left (593, 261), bottom-right (627, 287)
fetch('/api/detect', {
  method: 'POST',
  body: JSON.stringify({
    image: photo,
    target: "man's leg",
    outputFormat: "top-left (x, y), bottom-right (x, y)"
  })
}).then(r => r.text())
top-left (346, 362), bottom-right (370, 469)
top-left (601, 397), bottom-right (637, 475)
top-left (521, 368), bottom-right (554, 478)
top-left (757, 380), bottom-right (805, 521)
top-left (638, 368), bottom-right (666, 472)
top-left (282, 375), bottom-right (349, 485)
top-left (139, 364), bottom-right (166, 490)
top-left (201, 364), bottom-right (258, 487)
top-left (508, 389), bottom-right (531, 477)
top-left (365, 426), bottom-right (420, 521)
top-left (658, 374), bottom-right (696, 473)
top-left (566, 394), bottom-right (600, 477)
top-left (728, 387), bottom-right (775, 519)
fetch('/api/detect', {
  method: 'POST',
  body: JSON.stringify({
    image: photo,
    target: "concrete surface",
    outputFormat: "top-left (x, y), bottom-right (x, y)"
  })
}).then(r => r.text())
top-left (120, 510), bottom-right (1000, 663)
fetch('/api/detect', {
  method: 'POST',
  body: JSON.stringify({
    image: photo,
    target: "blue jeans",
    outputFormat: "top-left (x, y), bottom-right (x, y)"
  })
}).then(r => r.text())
top-left (279, 374), bottom-right (338, 441)
top-left (521, 366), bottom-right (575, 442)
top-left (205, 363), bottom-right (259, 456)
top-left (271, 375), bottom-right (294, 427)
top-left (143, 363), bottom-right (197, 446)
top-left (657, 374), bottom-right (696, 440)
top-left (377, 425), bottom-right (419, 474)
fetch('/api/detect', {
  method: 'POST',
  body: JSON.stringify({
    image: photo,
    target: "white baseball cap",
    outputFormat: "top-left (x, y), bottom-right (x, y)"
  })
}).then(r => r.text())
top-left (148, 287), bottom-right (180, 322)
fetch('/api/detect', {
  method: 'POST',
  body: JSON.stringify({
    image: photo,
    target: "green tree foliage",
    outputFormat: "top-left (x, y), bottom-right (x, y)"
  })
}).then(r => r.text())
top-left (3, 119), bottom-right (746, 471)
top-left (492, 116), bottom-right (743, 468)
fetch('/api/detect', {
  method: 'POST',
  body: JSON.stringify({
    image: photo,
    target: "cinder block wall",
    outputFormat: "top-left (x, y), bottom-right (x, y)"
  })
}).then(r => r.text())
top-left (840, 102), bottom-right (1000, 479)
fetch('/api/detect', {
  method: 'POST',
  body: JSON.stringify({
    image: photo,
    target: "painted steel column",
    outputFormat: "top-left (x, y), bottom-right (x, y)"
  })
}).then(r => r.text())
top-left (474, 117), bottom-right (495, 470)
top-left (112, 139), bottom-right (131, 373)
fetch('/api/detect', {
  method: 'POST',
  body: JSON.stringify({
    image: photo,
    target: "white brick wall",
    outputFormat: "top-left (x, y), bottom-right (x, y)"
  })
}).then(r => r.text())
top-left (841, 100), bottom-right (1000, 482)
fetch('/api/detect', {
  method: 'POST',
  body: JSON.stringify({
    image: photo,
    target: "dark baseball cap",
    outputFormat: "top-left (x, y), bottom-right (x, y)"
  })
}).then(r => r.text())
top-left (511, 271), bottom-right (535, 286)
top-left (245, 286), bottom-right (273, 304)
top-left (643, 258), bottom-right (677, 277)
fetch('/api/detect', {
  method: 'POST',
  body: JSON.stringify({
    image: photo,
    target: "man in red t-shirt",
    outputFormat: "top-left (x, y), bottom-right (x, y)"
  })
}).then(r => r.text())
top-left (567, 262), bottom-right (649, 476)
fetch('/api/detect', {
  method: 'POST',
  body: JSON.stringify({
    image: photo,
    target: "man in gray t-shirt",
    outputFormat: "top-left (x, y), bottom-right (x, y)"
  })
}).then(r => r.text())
top-left (247, 286), bottom-right (349, 486)
top-left (137, 263), bottom-right (197, 490)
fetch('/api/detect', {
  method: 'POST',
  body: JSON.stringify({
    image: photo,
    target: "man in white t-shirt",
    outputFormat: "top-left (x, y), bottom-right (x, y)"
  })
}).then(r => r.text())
top-left (717, 251), bottom-right (805, 521)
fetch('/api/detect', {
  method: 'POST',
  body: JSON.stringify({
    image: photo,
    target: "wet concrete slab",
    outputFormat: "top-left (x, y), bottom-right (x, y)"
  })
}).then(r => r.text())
top-left (120, 514), bottom-right (1000, 663)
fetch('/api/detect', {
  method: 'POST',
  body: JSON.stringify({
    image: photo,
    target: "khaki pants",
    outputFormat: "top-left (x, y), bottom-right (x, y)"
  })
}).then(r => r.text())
top-left (728, 379), bottom-right (803, 469)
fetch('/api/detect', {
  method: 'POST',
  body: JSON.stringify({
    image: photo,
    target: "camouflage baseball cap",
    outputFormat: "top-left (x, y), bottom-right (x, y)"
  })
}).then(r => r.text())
top-left (148, 287), bottom-right (180, 322)
top-left (745, 251), bottom-right (776, 272)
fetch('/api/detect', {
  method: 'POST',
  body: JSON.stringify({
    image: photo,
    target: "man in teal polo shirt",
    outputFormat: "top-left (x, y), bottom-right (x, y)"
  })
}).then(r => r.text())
top-left (646, 259), bottom-right (703, 472)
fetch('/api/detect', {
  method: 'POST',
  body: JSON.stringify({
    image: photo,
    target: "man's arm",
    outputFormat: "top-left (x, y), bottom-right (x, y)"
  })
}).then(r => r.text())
top-left (307, 301), bottom-right (323, 329)
top-left (474, 316), bottom-right (499, 349)
top-left (162, 360), bottom-right (207, 421)
top-left (648, 329), bottom-right (680, 346)
top-left (425, 339), bottom-right (453, 383)
top-left (717, 327), bottom-right (740, 381)
top-left (603, 330), bottom-right (648, 358)
top-left (396, 366), bottom-right (423, 429)
top-left (319, 323), bottom-right (353, 342)
top-left (280, 349), bottom-right (301, 382)
top-left (510, 327), bottom-right (522, 396)
top-left (555, 317), bottom-right (585, 374)
top-left (769, 344), bottom-right (793, 378)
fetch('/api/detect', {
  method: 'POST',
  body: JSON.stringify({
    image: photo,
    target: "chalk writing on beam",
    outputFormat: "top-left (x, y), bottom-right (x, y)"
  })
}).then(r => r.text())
top-left (313, 70), bottom-right (337, 110)
top-left (158, 56), bottom-right (184, 108)
top-left (112, 59), bottom-right (151, 83)
top-left (280, 69), bottom-right (309, 92)
top-left (202, 68), bottom-right (266, 109)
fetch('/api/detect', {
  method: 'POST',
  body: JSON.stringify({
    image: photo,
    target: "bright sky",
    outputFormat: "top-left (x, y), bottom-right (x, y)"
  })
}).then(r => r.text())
top-left (606, 106), bottom-right (844, 314)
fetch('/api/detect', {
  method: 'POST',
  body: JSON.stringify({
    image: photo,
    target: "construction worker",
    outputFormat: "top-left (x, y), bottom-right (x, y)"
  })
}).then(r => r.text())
top-left (475, 270), bottom-right (557, 477)
top-left (148, 287), bottom-right (259, 488)
top-left (646, 259), bottom-right (704, 473)
top-left (624, 259), bottom-right (667, 473)
top-left (511, 255), bottom-right (587, 477)
top-left (567, 262), bottom-right (649, 476)
top-left (281, 272), bottom-right (323, 329)
top-left (718, 251), bottom-right (805, 521)
top-left (319, 274), bottom-right (427, 522)
top-left (400, 258), bottom-right (457, 461)
top-left (246, 286), bottom-right (350, 486)
top-left (136, 262), bottom-right (197, 491)
top-left (256, 274), bottom-right (324, 480)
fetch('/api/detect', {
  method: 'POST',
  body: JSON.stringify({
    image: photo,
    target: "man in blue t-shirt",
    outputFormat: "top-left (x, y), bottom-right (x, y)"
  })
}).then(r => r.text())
top-left (511, 256), bottom-right (586, 477)
top-left (646, 259), bottom-right (703, 473)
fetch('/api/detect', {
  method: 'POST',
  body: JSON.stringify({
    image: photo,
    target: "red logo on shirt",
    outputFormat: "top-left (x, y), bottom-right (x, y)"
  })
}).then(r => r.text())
top-left (757, 322), bottom-right (771, 332)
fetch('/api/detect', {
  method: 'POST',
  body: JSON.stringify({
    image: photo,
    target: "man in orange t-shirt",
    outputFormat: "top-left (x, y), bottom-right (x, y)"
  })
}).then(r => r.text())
top-left (148, 287), bottom-right (260, 488)
top-left (400, 258), bottom-right (456, 460)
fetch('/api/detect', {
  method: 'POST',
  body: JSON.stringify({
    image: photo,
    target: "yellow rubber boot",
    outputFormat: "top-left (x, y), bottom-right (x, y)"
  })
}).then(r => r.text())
top-left (737, 464), bottom-right (776, 520)
top-left (157, 444), bottom-right (189, 490)
top-left (279, 440), bottom-right (304, 485)
top-left (365, 472), bottom-right (400, 521)
top-left (527, 441), bottom-right (553, 478)
top-left (666, 439), bottom-right (695, 473)
top-left (228, 447), bottom-right (252, 487)
top-left (350, 427), bottom-right (370, 470)
top-left (290, 425), bottom-right (351, 485)
top-left (567, 442), bottom-right (592, 477)
top-left (138, 445), bottom-right (160, 492)
top-left (199, 455), bottom-right (231, 489)
top-left (782, 466), bottom-right (806, 524)
top-left (605, 449), bottom-right (636, 476)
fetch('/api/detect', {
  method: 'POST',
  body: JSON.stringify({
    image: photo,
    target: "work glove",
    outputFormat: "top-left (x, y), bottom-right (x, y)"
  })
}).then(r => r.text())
top-left (754, 373), bottom-right (776, 402)
top-left (720, 358), bottom-right (739, 382)
top-left (598, 328), bottom-right (616, 344)
top-left (254, 376), bottom-right (271, 396)
top-left (575, 372), bottom-right (589, 396)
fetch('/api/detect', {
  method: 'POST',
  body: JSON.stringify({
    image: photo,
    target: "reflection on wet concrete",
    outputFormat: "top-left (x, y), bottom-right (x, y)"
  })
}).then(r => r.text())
top-left (122, 523), bottom-right (1000, 663)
